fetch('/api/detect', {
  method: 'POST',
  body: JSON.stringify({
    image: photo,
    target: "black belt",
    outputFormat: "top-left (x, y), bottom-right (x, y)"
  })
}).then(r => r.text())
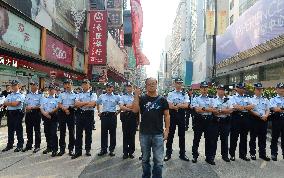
top-left (8, 109), bottom-right (22, 112)
top-left (200, 115), bottom-right (212, 120)
top-left (214, 116), bottom-right (230, 123)
top-left (235, 111), bottom-right (249, 117)
top-left (101, 112), bottom-right (116, 116)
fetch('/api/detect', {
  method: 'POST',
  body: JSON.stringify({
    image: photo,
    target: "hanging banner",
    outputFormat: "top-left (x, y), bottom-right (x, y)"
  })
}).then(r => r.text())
top-left (206, 11), bottom-right (215, 35)
top-left (0, 7), bottom-right (41, 55)
top-left (88, 10), bottom-right (107, 65)
top-left (217, 11), bottom-right (228, 35)
top-left (45, 34), bottom-right (73, 67)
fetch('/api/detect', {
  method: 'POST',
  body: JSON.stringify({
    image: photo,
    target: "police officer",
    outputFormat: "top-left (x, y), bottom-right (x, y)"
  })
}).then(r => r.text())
top-left (40, 84), bottom-right (59, 157)
top-left (212, 84), bottom-right (233, 162)
top-left (119, 82), bottom-right (137, 159)
top-left (22, 81), bottom-right (42, 153)
top-left (97, 82), bottom-right (121, 157)
top-left (164, 78), bottom-right (190, 162)
top-left (229, 83), bottom-right (254, 161)
top-left (191, 81), bottom-right (215, 164)
top-left (2, 80), bottom-right (25, 152)
top-left (57, 79), bottom-right (77, 156)
top-left (185, 86), bottom-right (194, 131)
top-left (72, 79), bottom-right (97, 159)
top-left (270, 82), bottom-right (284, 161)
top-left (248, 83), bottom-right (270, 161)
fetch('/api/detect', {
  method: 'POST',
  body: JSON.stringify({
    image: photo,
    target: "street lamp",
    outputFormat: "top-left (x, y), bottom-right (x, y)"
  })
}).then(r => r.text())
top-left (212, 0), bottom-right (218, 82)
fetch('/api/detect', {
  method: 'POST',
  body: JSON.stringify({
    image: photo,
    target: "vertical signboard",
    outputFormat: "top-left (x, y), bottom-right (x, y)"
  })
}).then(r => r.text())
top-left (88, 10), bottom-right (107, 65)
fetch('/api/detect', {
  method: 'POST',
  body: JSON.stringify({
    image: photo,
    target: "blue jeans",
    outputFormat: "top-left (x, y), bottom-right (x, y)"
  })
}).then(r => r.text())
top-left (140, 133), bottom-right (164, 178)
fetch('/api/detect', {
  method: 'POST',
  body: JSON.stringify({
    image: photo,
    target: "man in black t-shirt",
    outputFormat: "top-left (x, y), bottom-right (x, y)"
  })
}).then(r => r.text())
top-left (133, 77), bottom-right (170, 178)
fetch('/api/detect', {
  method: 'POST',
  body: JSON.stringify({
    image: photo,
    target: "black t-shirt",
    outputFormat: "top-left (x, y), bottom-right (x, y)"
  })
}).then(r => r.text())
top-left (139, 94), bottom-right (169, 135)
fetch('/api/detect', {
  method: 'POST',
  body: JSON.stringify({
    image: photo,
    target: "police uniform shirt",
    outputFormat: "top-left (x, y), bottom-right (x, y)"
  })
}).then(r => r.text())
top-left (212, 96), bottom-right (233, 118)
top-left (75, 90), bottom-right (97, 111)
top-left (41, 95), bottom-right (59, 113)
top-left (250, 95), bottom-right (270, 117)
top-left (96, 93), bottom-right (121, 112)
top-left (25, 90), bottom-right (42, 108)
top-left (5, 91), bottom-right (25, 110)
top-left (119, 93), bottom-right (134, 106)
top-left (58, 91), bottom-right (77, 108)
top-left (230, 93), bottom-right (250, 112)
top-left (270, 95), bottom-right (284, 113)
top-left (167, 90), bottom-right (190, 106)
top-left (192, 95), bottom-right (213, 116)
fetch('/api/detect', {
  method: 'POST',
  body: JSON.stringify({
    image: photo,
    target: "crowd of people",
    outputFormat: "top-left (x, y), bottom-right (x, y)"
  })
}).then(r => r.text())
top-left (0, 77), bottom-right (284, 178)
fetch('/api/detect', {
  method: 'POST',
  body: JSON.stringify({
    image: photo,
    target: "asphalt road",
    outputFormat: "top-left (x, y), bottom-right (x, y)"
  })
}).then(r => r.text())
top-left (0, 115), bottom-right (283, 178)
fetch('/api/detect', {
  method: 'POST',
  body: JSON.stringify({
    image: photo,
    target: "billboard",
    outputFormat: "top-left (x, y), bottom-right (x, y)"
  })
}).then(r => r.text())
top-left (2, 0), bottom-right (86, 49)
top-left (88, 10), bottom-right (107, 65)
top-left (216, 0), bottom-right (284, 64)
top-left (0, 7), bottom-right (41, 54)
top-left (45, 34), bottom-right (73, 67)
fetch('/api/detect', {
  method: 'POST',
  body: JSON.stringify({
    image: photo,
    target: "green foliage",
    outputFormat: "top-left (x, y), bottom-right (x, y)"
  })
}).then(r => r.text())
top-left (208, 86), bottom-right (217, 96)
top-left (263, 87), bottom-right (277, 99)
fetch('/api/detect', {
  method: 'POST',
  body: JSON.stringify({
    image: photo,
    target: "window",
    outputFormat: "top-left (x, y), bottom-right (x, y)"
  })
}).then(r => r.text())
top-left (230, 15), bottom-right (234, 25)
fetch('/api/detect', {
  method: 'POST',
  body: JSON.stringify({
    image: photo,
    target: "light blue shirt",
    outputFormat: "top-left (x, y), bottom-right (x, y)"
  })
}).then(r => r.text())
top-left (212, 95), bottom-right (232, 118)
top-left (96, 93), bottom-right (121, 112)
top-left (230, 93), bottom-right (251, 112)
top-left (41, 95), bottom-right (58, 113)
top-left (192, 95), bottom-right (213, 115)
top-left (167, 90), bottom-right (190, 105)
top-left (119, 93), bottom-right (134, 105)
top-left (270, 95), bottom-right (284, 113)
top-left (5, 91), bottom-right (25, 110)
top-left (75, 90), bottom-right (97, 111)
top-left (250, 95), bottom-right (270, 117)
top-left (25, 91), bottom-right (42, 107)
top-left (58, 91), bottom-right (77, 108)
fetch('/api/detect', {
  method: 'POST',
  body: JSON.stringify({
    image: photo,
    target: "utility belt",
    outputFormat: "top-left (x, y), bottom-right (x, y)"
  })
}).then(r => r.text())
top-left (58, 106), bottom-right (75, 113)
top-left (233, 111), bottom-right (250, 118)
top-left (26, 108), bottom-right (41, 113)
top-left (197, 114), bottom-right (213, 120)
top-left (271, 112), bottom-right (284, 120)
top-left (8, 109), bottom-right (23, 113)
top-left (213, 116), bottom-right (230, 123)
top-left (101, 112), bottom-right (116, 117)
top-left (121, 111), bottom-right (135, 117)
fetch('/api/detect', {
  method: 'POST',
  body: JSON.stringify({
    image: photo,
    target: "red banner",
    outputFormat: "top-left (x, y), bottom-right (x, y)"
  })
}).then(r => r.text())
top-left (89, 10), bottom-right (108, 65)
top-left (0, 55), bottom-right (84, 80)
top-left (45, 34), bottom-right (73, 67)
top-left (130, 0), bottom-right (150, 66)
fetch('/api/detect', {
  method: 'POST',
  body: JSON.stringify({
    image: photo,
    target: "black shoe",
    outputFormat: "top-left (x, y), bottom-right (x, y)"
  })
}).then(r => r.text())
top-left (14, 147), bottom-right (23, 152)
top-left (271, 155), bottom-right (277, 161)
top-left (33, 148), bottom-right (40, 153)
top-left (69, 150), bottom-right (74, 156)
top-left (139, 155), bottom-right (143, 160)
top-left (260, 155), bottom-right (270, 161)
top-left (185, 127), bottom-right (189, 131)
top-left (98, 151), bottom-right (107, 156)
top-left (251, 155), bottom-right (256, 160)
top-left (51, 151), bottom-right (57, 157)
top-left (205, 159), bottom-right (216, 165)
top-left (164, 155), bottom-right (171, 161)
top-left (222, 157), bottom-right (230, 162)
top-left (43, 148), bottom-right (52, 154)
top-left (109, 152), bottom-right (115, 157)
top-left (57, 151), bottom-right (65, 156)
top-left (230, 156), bottom-right (235, 161)
top-left (123, 154), bottom-right (128, 159)
top-left (239, 156), bottom-right (250, 161)
top-left (22, 147), bottom-right (32, 152)
top-left (86, 151), bottom-right (91, 156)
top-left (192, 157), bottom-right (197, 163)
top-left (71, 153), bottom-right (82, 159)
top-left (129, 154), bottom-right (135, 159)
top-left (179, 155), bottom-right (190, 162)
top-left (2, 146), bottom-right (13, 152)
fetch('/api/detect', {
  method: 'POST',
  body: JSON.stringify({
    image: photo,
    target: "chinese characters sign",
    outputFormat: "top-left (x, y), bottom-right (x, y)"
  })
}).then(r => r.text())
top-left (89, 10), bottom-right (107, 65)
top-left (1, 8), bottom-right (41, 54)
top-left (45, 34), bottom-right (73, 67)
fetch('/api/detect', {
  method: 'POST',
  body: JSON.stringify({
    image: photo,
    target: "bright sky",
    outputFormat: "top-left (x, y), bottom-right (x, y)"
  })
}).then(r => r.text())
top-left (140, 0), bottom-right (180, 78)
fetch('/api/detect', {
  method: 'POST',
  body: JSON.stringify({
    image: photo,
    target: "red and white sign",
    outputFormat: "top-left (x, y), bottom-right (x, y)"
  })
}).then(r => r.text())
top-left (45, 34), bottom-right (73, 67)
top-left (88, 10), bottom-right (107, 65)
